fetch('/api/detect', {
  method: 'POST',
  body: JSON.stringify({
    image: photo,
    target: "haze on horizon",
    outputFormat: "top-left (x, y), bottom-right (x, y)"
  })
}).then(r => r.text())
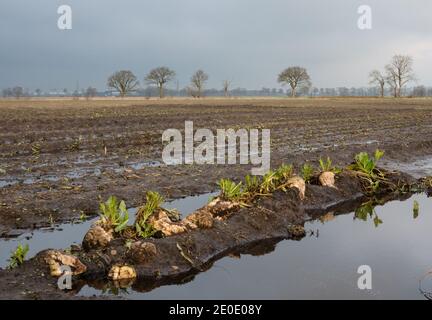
top-left (1, 0), bottom-right (431, 91)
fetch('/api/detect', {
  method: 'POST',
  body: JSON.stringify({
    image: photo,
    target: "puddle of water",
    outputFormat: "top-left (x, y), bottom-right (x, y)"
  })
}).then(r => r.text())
top-left (287, 139), bottom-right (381, 154)
top-left (0, 159), bottom-right (163, 189)
top-left (0, 220), bottom-right (96, 270)
top-left (113, 160), bottom-right (162, 173)
top-left (383, 157), bottom-right (432, 179)
top-left (79, 193), bottom-right (432, 300)
top-left (0, 180), bottom-right (18, 188)
top-left (162, 192), bottom-right (217, 214)
top-left (0, 192), bottom-right (217, 269)
top-left (0, 169), bottom-right (94, 188)
top-left (129, 161), bottom-right (161, 170)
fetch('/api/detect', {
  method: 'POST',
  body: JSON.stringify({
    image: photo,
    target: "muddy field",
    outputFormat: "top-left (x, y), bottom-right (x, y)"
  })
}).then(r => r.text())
top-left (1, 97), bottom-right (432, 237)
top-left (1, 97), bottom-right (432, 299)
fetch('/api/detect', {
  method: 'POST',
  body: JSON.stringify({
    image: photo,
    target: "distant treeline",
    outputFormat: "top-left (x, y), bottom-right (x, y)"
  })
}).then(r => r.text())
top-left (2, 55), bottom-right (425, 99)
top-left (3, 85), bottom-right (432, 98)
top-left (3, 55), bottom-right (425, 99)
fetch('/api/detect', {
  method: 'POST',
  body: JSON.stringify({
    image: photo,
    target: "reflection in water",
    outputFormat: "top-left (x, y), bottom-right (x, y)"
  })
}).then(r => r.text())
top-left (413, 200), bottom-right (419, 219)
top-left (79, 193), bottom-right (432, 300)
top-left (354, 200), bottom-right (383, 228)
top-left (77, 238), bottom-right (285, 297)
top-left (420, 271), bottom-right (432, 300)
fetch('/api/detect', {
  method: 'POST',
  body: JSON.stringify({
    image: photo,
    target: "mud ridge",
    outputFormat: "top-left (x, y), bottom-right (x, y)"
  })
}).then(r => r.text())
top-left (0, 169), bottom-right (420, 299)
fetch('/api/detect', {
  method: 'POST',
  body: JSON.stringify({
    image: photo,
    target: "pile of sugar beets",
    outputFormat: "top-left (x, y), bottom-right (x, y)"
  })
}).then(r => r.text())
top-left (36, 151), bottom-right (431, 289)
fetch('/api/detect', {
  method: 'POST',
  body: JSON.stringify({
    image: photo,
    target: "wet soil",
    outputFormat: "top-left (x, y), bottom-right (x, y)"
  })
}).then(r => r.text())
top-left (0, 169), bottom-right (418, 299)
top-left (1, 98), bottom-right (432, 238)
top-left (1, 97), bottom-right (432, 299)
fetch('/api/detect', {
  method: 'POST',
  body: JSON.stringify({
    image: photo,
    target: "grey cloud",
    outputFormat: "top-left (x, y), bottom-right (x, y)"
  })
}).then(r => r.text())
top-left (0, 0), bottom-right (431, 90)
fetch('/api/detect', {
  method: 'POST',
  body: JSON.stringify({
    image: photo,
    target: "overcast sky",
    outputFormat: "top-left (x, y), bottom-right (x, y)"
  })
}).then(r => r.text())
top-left (1, 0), bottom-right (431, 91)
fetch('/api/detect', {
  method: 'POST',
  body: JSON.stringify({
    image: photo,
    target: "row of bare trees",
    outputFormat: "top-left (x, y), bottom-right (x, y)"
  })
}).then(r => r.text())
top-left (107, 67), bottom-right (230, 98)
top-left (369, 55), bottom-right (415, 97)
top-left (275, 55), bottom-right (416, 98)
top-left (3, 67), bottom-right (313, 99)
top-left (2, 57), bottom-right (416, 99)
top-left (2, 86), bottom-right (98, 100)
top-left (277, 56), bottom-right (416, 98)
top-left (2, 86), bottom-right (24, 99)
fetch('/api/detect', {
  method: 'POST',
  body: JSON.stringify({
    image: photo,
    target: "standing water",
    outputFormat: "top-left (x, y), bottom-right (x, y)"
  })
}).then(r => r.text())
top-left (78, 193), bottom-right (432, 300)
top-left (0, 192), bottom-right (217, 269)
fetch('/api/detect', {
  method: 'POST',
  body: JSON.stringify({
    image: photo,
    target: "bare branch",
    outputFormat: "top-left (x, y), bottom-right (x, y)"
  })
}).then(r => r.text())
top-left (277, 67), bottom-right (311, 97)
top-left (369, 70), bottom-right (386, 97)
top-left (385, 55), bottom-right (415, 97)
top-left (190, 70), bottom-right (209, 98)
top-left (222, 80), bottom-right (231, 97)
top-left (107, 70), bottom-right (139, 97)
top-left (145, 67), bottom-right (176, 98)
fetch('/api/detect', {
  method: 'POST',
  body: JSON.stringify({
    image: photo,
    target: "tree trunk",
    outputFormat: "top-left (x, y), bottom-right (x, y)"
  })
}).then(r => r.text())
top-left (380, 85), bottom-right (384, 98)
top-left (159, 85), bottom-right (164, 99)
top-left (398, 78), bottom-right (403, 97)
top-left (291, 86), bottom-right (296, 97)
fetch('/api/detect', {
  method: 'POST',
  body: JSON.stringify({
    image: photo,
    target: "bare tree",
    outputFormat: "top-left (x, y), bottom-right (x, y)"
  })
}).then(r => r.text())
top-left (145, 67), bottom-right (176, 98)
top-left (107, 70), bottom-right (139, 97)
top-left (385, 64), bottom-right (398, 98)
top-left (185, 86), bottom-right (198, 98)
top-left (2, 88), bottom-right (12, 98)
top-left (413, 85), bottom-right (426, 97)
top-left (369, 70), bottom-right (386, 97)
top-left (190, 70), bottom-right (209, 98)
top-left (12, 86), bottom-right (24, 99)
top-left (385, 55), bottom-right (415, 97)
top-left (277, 67), bottom-right (311, 97)
top-left (72, 90), bottom-right (81, 100)
top-left (85, 86), bottom-right (98, 100)
top-left (222, 80), bottom-right (231, 97)
top-left (299, 85), bottom-right (311, 96)
top-left (35, 89), bottom-right (42, 97)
